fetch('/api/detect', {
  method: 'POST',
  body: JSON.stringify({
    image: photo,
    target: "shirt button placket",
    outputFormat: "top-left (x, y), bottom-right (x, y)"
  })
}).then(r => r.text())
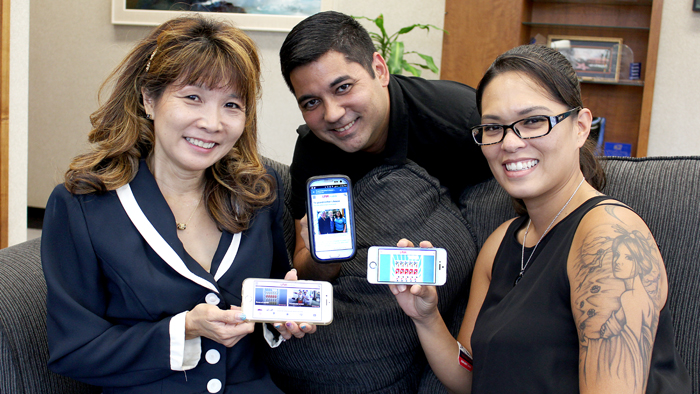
top-left (207, 378), bottom-right (222, 393)
top-left (205, 349), bottom-right (221, 365)
top-left (203, 293), bottom-right (223, 393)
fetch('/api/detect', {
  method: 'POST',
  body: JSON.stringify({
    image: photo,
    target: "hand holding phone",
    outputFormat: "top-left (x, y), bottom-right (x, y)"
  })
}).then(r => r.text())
top-left (367, 245), bottom-right (447, 286)
top-left (185, 303), bottom-right (254, 347)
top-left (241, 278), bottom-right (333, 325)
top-left (382, 240), bottom-right (444, 324)
top-left (306, 175), bottom-right (356, 263)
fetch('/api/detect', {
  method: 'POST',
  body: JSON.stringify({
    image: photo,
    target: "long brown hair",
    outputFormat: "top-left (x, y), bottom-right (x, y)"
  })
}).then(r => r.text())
top-left (476, 45), bottom-right (606, 215)
top-left (65, 16), bottom-right (275, 233)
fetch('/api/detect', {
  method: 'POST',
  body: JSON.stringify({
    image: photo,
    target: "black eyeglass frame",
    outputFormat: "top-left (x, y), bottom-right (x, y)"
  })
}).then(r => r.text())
top-left (470, 107), bottom-right (582, 146)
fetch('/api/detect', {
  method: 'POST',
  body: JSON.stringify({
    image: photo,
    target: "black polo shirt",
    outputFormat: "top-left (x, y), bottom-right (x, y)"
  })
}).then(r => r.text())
top-left (288, 74), bottom-right (492, 219)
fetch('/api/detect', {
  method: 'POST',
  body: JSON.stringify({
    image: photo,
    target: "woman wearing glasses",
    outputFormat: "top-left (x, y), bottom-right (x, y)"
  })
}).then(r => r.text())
top-left (391, 44), bottom-right (690, 393)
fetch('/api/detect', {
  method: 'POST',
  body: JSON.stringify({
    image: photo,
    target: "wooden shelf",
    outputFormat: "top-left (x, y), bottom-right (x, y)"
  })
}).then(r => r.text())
top-left (523, 22), bottom-right (650, 31)
top-left (532, 0), bottom-right (652, 5)
top-left (441, 0), bottom-right (663, 157)
top-left (582, 79), bottom-right (645, 86)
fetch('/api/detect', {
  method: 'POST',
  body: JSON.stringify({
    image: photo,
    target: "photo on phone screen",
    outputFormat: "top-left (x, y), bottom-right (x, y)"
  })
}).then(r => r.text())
top-left (242, 279), bottom-right (333, 324)
top-left (367, 246), bottom-right (447, 285)
top-left (306, 175), bottom-right (356, 262)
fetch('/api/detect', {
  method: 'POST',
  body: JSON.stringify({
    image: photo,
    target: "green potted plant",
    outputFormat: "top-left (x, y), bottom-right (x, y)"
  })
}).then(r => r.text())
top-left (354, 14), bottom-right (445, 77)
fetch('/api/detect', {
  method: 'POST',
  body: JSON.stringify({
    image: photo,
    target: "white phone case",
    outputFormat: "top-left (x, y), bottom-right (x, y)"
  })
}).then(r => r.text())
top-left (241, 278), bottom-right (334, 325)
top-left (366, 246), bottom-right (447, 286)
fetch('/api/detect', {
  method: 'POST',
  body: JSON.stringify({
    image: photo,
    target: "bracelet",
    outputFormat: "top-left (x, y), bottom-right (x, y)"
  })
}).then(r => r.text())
top-left (457, 341), bottom-right (473, 371)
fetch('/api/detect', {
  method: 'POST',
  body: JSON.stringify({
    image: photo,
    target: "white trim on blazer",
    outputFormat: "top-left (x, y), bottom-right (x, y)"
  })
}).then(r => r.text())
top-left (117, 184), bottom-right (241, 292)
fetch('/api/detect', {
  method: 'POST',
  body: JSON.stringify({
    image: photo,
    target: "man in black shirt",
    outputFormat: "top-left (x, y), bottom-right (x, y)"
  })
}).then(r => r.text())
top-left (280, 11), bottom-right (491, 282)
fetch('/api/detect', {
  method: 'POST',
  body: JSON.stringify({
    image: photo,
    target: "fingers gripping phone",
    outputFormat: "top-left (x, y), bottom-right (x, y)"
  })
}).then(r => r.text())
top-left (306, 175), bottom-right (356, 263)
top-left (367, 246), bottom-right (448, 286)
top-left (241, 278), bottom-right (333, 325)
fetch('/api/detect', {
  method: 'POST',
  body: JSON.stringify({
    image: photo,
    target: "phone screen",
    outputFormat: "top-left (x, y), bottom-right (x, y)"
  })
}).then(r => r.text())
top-left (250, 280), bottom-right (326, 322)
top-left (308, 177), bottom-right (354, 261)
top-left (376, 248), bottom-right (437, 284)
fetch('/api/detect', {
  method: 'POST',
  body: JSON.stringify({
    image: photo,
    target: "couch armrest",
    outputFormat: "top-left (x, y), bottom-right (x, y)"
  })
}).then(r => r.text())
top-left (0, 237), bottom-right (100, 394)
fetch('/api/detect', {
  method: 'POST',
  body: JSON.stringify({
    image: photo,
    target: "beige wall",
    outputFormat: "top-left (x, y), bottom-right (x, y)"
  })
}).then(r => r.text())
top-left (647, 1), bottom-right (700, 156)
top-left (23, 0), bottom-right (700, 213)
top-left (27, 1), bottom-right (445, 208)
top-left (8, 0), bottom-right (29, 246)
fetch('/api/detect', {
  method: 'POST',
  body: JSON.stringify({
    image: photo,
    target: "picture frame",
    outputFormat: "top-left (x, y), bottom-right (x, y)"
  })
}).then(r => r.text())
top-left (112, 0), bottom-right (334, 32)
top-left (547, 35), bottom-right (623, 82)
top-left (694, 0), bottom-right (700, 12)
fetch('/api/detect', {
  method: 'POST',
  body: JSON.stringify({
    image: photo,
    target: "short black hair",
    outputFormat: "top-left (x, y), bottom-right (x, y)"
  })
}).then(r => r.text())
top-left (279, 11), bottom-right (377, 94)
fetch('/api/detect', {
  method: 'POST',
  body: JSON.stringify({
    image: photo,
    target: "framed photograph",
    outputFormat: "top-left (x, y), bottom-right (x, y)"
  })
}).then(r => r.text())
top-left (112, 0), bottom-right (334, 32)
top-left (548, 35), bottom-right (623, 82)
top-left (694, 0), bottom-right (700, 12)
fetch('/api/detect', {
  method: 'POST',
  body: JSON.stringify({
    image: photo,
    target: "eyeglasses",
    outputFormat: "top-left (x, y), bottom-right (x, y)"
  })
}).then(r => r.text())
top-left (471, 107), bottom-right (581, 146)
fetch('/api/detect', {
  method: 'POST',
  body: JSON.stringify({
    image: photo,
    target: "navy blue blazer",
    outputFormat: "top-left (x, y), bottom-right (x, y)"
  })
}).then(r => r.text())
top-left (41, 161), bottom-right (289, 393)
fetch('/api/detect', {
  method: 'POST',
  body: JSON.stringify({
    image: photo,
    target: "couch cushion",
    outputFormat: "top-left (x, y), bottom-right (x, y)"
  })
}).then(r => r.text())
top-left (459, 156), bottom-right (700, 392)
top-left (265, 162), bottom-right (477, 394)
top-left (600, 156), bottom-right (700, 393)
top-left (0, 237), bottom-right (100, 394)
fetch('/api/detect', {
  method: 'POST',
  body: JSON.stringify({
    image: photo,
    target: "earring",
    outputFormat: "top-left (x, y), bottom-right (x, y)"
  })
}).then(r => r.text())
top-left (146, 114), bottom-right (152, 120)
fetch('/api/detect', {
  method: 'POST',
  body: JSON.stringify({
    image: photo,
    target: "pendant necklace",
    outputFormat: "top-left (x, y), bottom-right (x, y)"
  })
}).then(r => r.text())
top-left (176, 194), bottom-right (203, 231)
top-left (514, 177), bottom-right (585, 286)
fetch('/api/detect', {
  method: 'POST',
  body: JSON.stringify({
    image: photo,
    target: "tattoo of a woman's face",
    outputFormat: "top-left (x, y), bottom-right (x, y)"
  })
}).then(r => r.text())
top-left (572, 206), bottom-right (662, 392)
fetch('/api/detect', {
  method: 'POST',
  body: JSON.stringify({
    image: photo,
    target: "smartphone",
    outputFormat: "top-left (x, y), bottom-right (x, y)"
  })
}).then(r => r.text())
top-left (306, 175), bottom-right (356, 262)
top-left (241, 278), bottom-right (333, 325)
top-left (366, 246), bottom-right (448, 286)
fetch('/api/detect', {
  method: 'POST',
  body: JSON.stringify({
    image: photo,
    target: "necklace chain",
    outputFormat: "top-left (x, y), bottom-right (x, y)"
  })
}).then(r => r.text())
top-left (515, 177), bottom-right (586, 286)
top-left (150, 170), bottom-right (204, 231)
top-left (176, 194), bottom-right (203, 231)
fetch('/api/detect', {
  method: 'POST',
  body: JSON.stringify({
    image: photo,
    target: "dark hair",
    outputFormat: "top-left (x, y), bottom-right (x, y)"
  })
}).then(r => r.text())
top-left (476, 44), bottom-right (606, 214)
top-left (64, 16), bottom-right (275, 234)
top-left (280, 11), bottom-right (377, 93)
top-left (611, 228), bottom-right (655, 277)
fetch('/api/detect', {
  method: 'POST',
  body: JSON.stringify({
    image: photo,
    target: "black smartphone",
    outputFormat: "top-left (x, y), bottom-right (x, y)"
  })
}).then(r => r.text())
top-left (306, 175), bottom-right (356, 263)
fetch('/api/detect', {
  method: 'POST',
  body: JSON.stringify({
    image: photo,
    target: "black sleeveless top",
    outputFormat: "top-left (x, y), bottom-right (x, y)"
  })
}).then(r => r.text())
top-left (470, 196), bottom-right (690, 393)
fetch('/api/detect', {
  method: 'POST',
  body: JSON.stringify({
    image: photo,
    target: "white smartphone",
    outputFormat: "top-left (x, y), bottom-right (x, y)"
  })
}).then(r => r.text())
top-left (366, 246), bottom-right (448, 286)
top-left (306, 175), bottom-right (356, 262)
top-left (241, 278), bottom-right (333, 325)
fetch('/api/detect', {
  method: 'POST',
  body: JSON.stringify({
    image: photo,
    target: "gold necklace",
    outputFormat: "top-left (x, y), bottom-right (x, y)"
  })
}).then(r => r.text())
top-left (177, 194), bottom-right (203, 231)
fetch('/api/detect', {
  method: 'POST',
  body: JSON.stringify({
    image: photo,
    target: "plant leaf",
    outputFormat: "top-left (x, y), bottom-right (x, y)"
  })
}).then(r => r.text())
top-left (411, 63), bottom-right (431, 70)
top-left (375, 14), bottom-right (389, 42)
top-left (397, 25), bottom-right (417, 35)
top-left (417, 54), bottom-right (439, 74)
top-left (354, 14), bottom-right (444, 76)
top-left (352, 15), bottom-right (371, 22)
top-left (416, 23), bottom-right (446, 33)
top-left (387, 41), bottom-right (405, 74)
top-left (402, 60), bottom-right (421, 77)
top-left (368, 32), bottom-right (383, 41)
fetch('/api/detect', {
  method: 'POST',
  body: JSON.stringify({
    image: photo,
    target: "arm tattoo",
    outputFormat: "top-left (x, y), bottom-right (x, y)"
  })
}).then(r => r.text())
top-left (572, 207), bottom-right (662, 393)
top-left (604, 205), bottom-right (625, 223)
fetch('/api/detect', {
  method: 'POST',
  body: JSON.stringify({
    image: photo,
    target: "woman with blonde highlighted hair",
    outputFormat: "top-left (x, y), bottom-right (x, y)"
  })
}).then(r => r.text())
top-left (42, 16), bottom-right (313, 393)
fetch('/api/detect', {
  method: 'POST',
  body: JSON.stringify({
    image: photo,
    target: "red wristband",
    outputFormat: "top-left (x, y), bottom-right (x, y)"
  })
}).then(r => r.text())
top-left (458, 342), bottom-right (473, 371)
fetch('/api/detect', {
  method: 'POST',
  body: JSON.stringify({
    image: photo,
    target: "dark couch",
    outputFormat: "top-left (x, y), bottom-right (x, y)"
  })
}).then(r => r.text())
top-left (1, 156), bottom-right (698, 393)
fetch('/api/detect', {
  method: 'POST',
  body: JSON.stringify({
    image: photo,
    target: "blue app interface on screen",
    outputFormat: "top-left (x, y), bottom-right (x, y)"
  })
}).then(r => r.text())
top-left (309, 179), bottom-right (353, 259)
top-left (377, 248), bottom-right (436, 283)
